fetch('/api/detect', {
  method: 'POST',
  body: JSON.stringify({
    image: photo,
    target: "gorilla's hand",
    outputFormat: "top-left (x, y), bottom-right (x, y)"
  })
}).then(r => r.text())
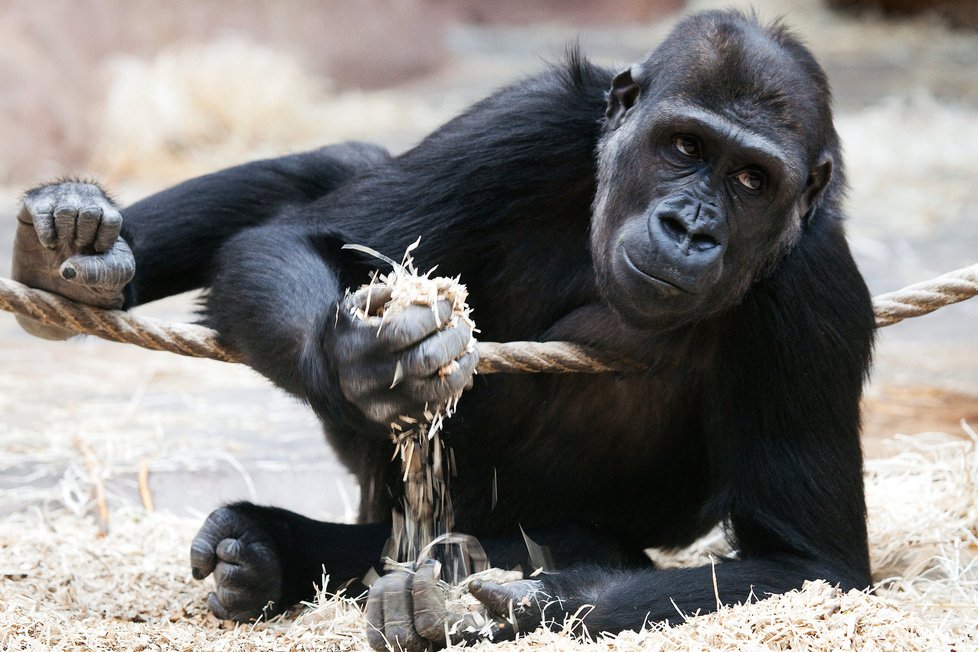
top-left (190, 505), bottom-right (285, 622)
top-left (332, 288), bottom-right (477, 428)
top-left (365, 564), bottom-right (546, 651)
top-left (12, 181), bottom-right (135, 340)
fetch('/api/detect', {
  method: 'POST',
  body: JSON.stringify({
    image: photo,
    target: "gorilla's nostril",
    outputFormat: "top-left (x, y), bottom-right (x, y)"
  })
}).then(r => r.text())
top-left (660, 216), bottom-right (686, 242)
top-left (690, 233), bottom-right (720, 252)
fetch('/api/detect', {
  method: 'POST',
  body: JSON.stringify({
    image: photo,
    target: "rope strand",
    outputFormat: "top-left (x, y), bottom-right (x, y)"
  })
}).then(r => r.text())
top-left (871, 264), bottom-right (978, 327)
top-left (1, 264), bottom-right (976, 374)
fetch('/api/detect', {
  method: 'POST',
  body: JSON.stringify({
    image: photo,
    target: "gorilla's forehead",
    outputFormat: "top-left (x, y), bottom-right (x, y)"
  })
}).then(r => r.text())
top-left (638, 14), bottom-right (826, 144)
top-left (642, 99), bottom-right (806, 181)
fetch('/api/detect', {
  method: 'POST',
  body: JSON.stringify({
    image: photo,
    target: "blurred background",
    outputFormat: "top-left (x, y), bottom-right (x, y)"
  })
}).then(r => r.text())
top-left (0, 0), bottom-right (975, 520)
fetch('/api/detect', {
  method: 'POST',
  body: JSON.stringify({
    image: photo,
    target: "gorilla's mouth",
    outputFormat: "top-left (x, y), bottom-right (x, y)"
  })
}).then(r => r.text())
top-left (620, 246), bottom-right (693, 296)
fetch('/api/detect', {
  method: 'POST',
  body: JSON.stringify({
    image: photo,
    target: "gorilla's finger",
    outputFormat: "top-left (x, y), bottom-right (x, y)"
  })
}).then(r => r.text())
top-left (94, 208), bottom-right (123, 253)
top-left (380, 573), bottom-right (425, 652)
top-left (190, 543), bottom-right (218, 581)
top-left (213, 538), bottom-right (246, 562)
top-left (385, 301), bottom-right (455, 349)
top-left (33, 215), bottom-right (57, 248)
top-left (461, 349), bottom-right (479, 391)
top-left (206, 591), bottom-right (254, 622)
top-left (445, 349), bottom-right (478, 392)
top-left (190, 508), bottom-right (239, 579)
top-left (411, 563), bottom-right (450, 643)
top-left (75, 205), bottom-right (102, 249)
top-left (364, 584), bottom-right (388, 651)
top-left (53, 206), bottom-right (77, 243)
top-left (469, 579), bottom-right (545, 637)
top-left (60, 240), bottom-right (135, 290)
top-left (352, 286), bottom-right (394, 316)
top-left (207, 591), bottom-right (234, 620)
top-left (400, 321), bottom-right (474, 377)
top-left (213, 559), bottom-right (250, 589)
top-left (216, 584), bottom-right (254, 612)
top-left (215, 538), bottom-right (249, 564)
top-left (402, 349), bottom-right (478, 405)
top-left (216, 539), bottom-right (278, 571)
top-left (19, 204), bottom-right (56, 247)
top-left (468, 580), bottom-right (524, 619)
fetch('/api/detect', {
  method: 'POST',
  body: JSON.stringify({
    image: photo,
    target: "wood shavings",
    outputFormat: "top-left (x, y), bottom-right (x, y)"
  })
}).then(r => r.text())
top-left (73, 437), bottom-right (110, 537)
top-left (138, 458), bottom-right (154, 513)
top-left (0, 432), bottom-right (976, 650)
top-left (344, 238), bottom-right (477, 577)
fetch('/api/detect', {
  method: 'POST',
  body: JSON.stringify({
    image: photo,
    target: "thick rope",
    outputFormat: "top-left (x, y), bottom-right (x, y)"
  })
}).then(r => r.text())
top-left (871, 263), bottom-right (978, 327)
top-left (1, 264), bottom-right (976, 374)
top-left (0, 276), bottom-right (240, 363)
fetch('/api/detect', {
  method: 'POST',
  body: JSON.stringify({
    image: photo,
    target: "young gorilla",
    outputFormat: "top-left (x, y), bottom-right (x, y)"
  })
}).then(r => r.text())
top-left (13, 10), bottom-right (874, 649)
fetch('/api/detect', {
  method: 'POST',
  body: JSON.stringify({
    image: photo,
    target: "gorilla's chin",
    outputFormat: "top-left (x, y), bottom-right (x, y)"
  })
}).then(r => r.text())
top-left (600, 252), bottom-right (706, 332)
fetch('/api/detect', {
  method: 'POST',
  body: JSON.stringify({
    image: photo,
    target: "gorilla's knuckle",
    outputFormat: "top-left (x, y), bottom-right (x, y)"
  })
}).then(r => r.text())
top-left (100, 214), bottom-right (122, 234)
top-left (213, 562), bottom-right (238, 585)
top-left (393, 310), bottom-right (437, 345)
top-left (189, 542), bottom-right (217, 576)
top-left (365, 628), bottom-right (387, 651)
top-left (414, 612), bottom-right (443, 639)
top-left (216, 538), bottom-right (244, 560)
top-left (415, 344), bottom-right (442, 375)
top-left (369, 577), bottom-right (391, 596)
top-left (78, 206), bottom-right (102, 220)
top-left (402, 378), bottom-right (435, 405)
top-left (24, 186), bottom-right (59, 207)
top-left (386, 320), bottom-right (417, 347)
top-left (209, 506), bottom-right (236, 527)
top-left (385, 625), bottom-right (413, 648)
top-left (440, 372), bottom-right (467, 397)
top-left (215, 586), bottom-right (244, 609)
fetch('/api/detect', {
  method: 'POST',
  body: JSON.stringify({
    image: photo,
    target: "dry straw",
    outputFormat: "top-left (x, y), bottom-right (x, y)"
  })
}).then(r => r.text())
top-left (1, 428), bottom-right (975, 650)
top-left (344, 239), bottom-right (477, 577)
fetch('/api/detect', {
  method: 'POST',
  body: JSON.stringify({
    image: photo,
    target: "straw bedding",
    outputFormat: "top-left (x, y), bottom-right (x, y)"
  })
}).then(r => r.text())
top-left (1, 430), bottom-right (975, 651)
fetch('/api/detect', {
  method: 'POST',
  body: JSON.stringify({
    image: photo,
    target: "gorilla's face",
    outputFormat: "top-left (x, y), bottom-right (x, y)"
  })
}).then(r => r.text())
top-left (590, 39), bottom-right (834, 332)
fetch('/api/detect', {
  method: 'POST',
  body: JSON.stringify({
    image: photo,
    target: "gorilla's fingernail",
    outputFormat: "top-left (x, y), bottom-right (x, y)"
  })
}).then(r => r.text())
top-left (61, 266), bottom-right (76, 280)
top-left (469, 579), bottom-right (483, 592)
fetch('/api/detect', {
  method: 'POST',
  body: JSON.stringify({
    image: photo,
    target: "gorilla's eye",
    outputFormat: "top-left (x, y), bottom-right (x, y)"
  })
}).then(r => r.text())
top-left (674, 135), bottom-right (701, 158)
top-left (735, 169), bottom-right (764, 191)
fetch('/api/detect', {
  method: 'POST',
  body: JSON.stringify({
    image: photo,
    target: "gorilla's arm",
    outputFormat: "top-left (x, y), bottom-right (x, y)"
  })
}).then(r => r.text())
top-left (189, 503), bottom-right (392, 620)
top-left (203, 222), bottom-right (477, 433)
top-left (120, 142), bottom-right (390, 307)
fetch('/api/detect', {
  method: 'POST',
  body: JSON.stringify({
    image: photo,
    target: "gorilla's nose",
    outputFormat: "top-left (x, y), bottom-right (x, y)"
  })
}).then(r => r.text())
top-left (650, 204), bottom-right (726, 258)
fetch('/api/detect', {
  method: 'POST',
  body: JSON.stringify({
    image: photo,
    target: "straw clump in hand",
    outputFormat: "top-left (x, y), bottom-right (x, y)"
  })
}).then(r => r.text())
top-left (344, 239), bottom-right (476, 566)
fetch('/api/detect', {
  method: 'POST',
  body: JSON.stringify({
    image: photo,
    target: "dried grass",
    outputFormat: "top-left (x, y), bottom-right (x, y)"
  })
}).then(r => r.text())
top-left (345, 240), bottom-right (477, 574)
top-left (89, 38), bottom-right (452, 186)
top-left (2, 429), bottom-right (975, 650)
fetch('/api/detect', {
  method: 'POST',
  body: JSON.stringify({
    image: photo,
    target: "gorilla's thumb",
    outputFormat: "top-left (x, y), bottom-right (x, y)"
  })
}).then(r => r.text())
top-left (60, 239), bottom-right (135, 293)
top-left (190, 539), bottom-right (218, 580)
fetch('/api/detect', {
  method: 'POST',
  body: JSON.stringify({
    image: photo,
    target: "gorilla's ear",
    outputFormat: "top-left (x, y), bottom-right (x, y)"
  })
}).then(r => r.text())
top-left (606, 68), bottom-right (640, 131)
top-left (801, 154), bottom-right (833, 222)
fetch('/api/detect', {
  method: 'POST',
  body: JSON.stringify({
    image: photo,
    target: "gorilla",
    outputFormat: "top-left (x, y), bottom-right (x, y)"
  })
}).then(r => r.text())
top-left (12, 9), bottom-right (874, 648)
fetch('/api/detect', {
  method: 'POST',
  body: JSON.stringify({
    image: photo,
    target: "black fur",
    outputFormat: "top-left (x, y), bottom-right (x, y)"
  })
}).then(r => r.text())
top-left (116, 10), bottom-right (873, 635)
